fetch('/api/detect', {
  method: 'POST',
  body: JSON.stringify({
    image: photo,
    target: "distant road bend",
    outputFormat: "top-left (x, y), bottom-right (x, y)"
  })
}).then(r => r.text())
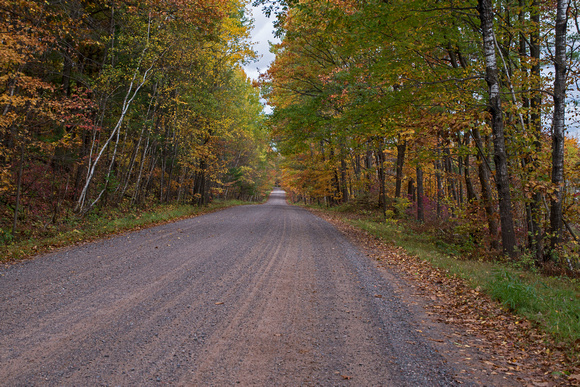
top-left (1, 188), bottom-right (461, 385)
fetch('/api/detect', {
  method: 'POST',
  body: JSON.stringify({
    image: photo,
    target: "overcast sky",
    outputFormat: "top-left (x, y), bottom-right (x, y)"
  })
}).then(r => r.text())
top-left (244, 5), bottom-right (280, 82)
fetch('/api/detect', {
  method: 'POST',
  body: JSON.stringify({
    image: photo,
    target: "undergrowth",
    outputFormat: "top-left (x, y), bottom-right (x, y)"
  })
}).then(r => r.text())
top-left (306, 202), bottom-right (580, 349)
top-left (1, 199), bottom-right (250, 263)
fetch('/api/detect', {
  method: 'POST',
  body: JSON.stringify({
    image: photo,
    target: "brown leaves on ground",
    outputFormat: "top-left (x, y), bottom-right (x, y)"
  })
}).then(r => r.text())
top-left (311, 209), bottom-right (580, 386)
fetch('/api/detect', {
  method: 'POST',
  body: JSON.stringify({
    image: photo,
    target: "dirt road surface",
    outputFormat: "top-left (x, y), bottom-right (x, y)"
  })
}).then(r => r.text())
top-left (1, 189), bottom-right (484, 386)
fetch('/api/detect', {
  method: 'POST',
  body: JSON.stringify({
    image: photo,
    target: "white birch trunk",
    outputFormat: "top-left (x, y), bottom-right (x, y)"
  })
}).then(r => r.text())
top-left (478, 0), bottom-right (517, 256)
top-left (75, 62), bottom-right (155, 213)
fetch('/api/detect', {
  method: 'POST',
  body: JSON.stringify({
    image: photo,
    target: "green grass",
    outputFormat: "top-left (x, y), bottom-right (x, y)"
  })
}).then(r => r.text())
top-left (1, 199), bottom-right (250, 263)
top-left (308, 203), bottom-right (580, 348)
top-left (487, 269), bottom-right (580, 344)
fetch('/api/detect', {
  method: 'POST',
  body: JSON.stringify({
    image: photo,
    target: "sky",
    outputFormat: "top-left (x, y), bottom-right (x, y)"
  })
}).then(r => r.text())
top-left (243, 5), bottom-right (280, 82)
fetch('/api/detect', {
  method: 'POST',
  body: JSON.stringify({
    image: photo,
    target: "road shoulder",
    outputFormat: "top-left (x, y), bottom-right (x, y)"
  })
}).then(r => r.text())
top-left (308, 207), bottom-right (576, 387)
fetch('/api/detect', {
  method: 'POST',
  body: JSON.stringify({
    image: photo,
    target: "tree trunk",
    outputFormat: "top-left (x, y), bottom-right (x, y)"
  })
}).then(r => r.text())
top-left (479, 162), bottom-right (500, 251)
top-left (529, 0), bottom-right (545, 263)
top-left (353, 153), bottom-right (362, 197)
top-left (119, 126), bottom-right (145, 201)
top-left (365, 147), bottom-right (373, 192)
top-left (177, 167), bottom-right (187, 203)
top-left (395, 138), bottom-right (406, 198)
top-left (473, 127), bottom-right (500, 251)
top-left (444, 148), bottom-right (458, 212)
top-left (549, 0), bottom-right (569, 254)
top-left (457, 153), bottom-right (464, 206)
top-left (478, 0), bottom-right (517, 256)
top-left (329, 146), bottom-right (340, 205)
top-left (141, 149), bottom-right (159, 204)
top-left (407, 178), bottom-right (415, 202)
top-left (11, 145), bottom-right (25, 237)
top-left (375, 143), bottom-right (387, 217)
top-left (464, 132), bottom-right (478, 202)
top-left (416, 166), bottom-right (424, 222)
top-left (88, 115), bottom-right (122, 212)
top-left (165, 140), bottom-right (179, 203)
top-left (76, 60), bottom-right (155, 213)
top-left (516, 0), bottom-right (544, 262)
top-left (131, 134), bottom-right (150, 205)
top-left (194, 159), bottom-right (208, 206)
top-left (435, 158), bottom-right (443, 219)
top-left (340, 147), bottom-right (348, 203)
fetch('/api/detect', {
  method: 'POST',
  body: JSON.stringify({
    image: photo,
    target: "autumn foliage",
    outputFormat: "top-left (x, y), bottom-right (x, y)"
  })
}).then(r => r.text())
top-left (261, 0), bottom-right (580, 270)
top-left (1, 0), bottom-right (273, 242)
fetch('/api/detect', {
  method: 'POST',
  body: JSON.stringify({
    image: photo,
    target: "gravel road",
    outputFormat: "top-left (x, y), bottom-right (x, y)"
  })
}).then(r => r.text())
top-left (0, 188), bottom-right (462, 386)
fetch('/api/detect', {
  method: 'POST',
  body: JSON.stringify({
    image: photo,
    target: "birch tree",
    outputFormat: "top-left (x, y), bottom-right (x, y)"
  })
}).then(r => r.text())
top-left (478, 0), bottom-right (517, 257)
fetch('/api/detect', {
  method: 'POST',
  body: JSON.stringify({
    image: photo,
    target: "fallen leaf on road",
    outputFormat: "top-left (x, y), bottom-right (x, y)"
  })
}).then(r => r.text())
top-left (215, 302), bottom-right (224, 305)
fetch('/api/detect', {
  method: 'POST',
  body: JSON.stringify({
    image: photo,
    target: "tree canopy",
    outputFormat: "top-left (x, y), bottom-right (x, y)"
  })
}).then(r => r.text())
top-left (1, 0), bottom-right (274, 241)
top-left (262, 0), bottom-right (580, 266)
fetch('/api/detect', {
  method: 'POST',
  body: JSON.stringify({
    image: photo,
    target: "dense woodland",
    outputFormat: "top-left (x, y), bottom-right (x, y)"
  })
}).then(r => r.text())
top-left (3, 0), bottom-right (580, 272)
top-left (258, 0), bottom-right (580, 268)
top-left (1, 0), bottom-right (274, 242)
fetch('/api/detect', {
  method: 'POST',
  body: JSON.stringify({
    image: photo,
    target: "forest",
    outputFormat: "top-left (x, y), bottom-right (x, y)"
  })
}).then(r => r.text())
top-left (1, 0), bottom-right (274, 245)
top-left (2, 0), bottom-right (580, 273)
top-left (259, 0), bottom-right (580, 270)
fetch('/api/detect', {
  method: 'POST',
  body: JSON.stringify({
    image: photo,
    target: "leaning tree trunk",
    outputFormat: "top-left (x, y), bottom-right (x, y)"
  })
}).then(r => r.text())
top-left (76, 61), bottom-right (155, 213)
top-left (478, 0), bottom-right (517, 257)
top-left (119, 125), bottom-right (145, 201)
top-left (549, 0), bottom-right (569, 255)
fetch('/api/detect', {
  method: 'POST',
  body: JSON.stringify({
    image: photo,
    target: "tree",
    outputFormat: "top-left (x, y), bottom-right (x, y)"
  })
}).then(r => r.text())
top-left (549, 0), bottom-right (570, 255)
top-left (0, 0), bottom-right (272, 242)
top-left (478, 0), bottom-right (517, 257)
top-left (264, 0), bottom-right (580, 266)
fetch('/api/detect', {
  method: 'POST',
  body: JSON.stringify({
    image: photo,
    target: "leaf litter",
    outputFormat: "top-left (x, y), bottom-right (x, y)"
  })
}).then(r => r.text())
top-left (311, 209), bottom-right (580, 386)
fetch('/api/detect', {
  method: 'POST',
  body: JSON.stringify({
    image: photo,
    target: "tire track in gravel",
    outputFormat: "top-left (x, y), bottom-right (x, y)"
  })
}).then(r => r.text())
top-left (1, 189), bottom-right (462, 386)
